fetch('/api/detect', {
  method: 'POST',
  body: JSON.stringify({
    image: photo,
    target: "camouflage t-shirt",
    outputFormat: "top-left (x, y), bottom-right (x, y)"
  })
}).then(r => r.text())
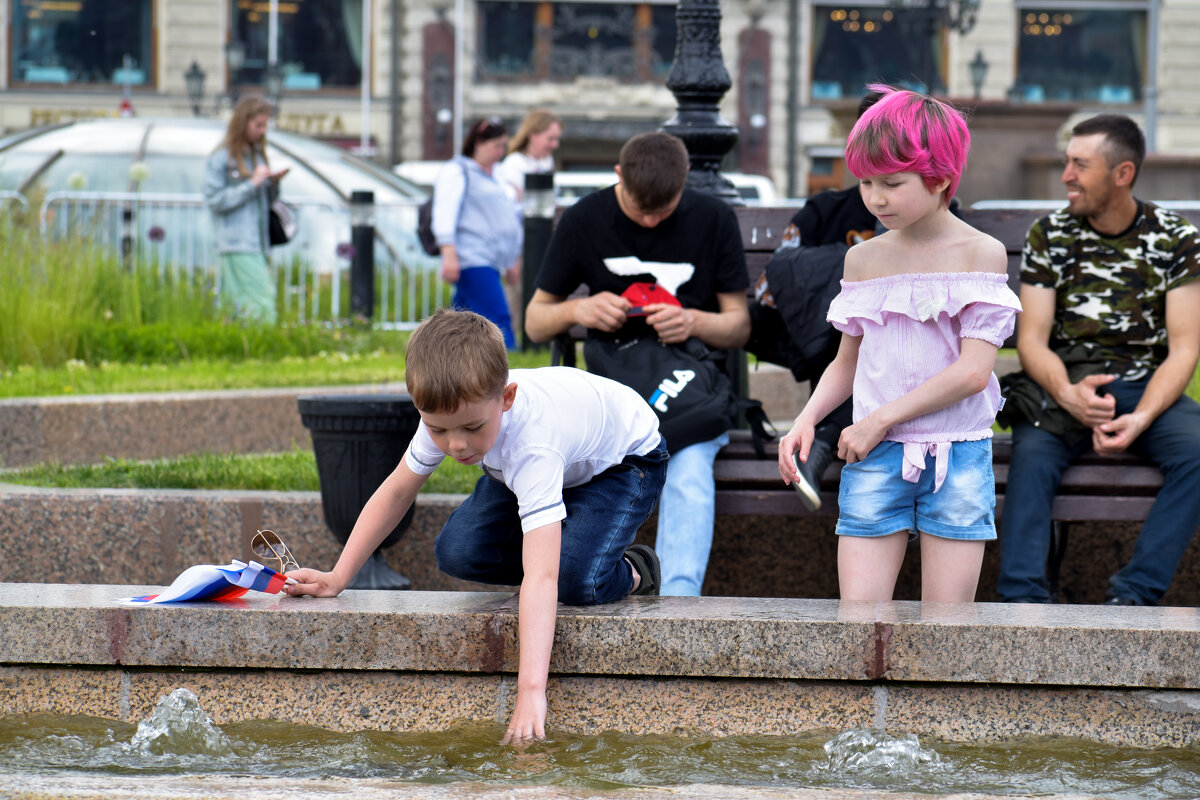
top-left (1022, 201), bottom-right (1200, 380)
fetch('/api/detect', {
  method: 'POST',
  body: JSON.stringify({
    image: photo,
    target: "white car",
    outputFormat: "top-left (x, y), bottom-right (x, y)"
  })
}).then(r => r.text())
top-left (393, 160), bottom-right (781, 206)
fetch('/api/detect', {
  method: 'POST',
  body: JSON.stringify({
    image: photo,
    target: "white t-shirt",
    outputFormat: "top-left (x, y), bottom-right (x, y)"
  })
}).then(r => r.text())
top-left (405, 367), bottom-right (661, 533)
top-left (495, 151), bottom-right (554, 203)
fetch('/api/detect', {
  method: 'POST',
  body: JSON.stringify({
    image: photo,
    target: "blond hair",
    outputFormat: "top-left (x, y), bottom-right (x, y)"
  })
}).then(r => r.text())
top-left (405, 309), bottom-right (509, 413)
top-left (219, 95), bottom-right (273, 178)
top-left (507, 109), bottom-right (562, 156)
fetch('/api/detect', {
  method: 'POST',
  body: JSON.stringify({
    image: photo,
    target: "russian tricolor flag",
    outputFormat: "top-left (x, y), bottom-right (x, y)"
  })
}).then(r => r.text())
top-left (120, 560), bottom-right (292, 604)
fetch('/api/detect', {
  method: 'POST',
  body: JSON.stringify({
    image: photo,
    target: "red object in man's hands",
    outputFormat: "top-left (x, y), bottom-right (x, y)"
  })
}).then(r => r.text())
top-left (621, 282), bottom-right (681, 316)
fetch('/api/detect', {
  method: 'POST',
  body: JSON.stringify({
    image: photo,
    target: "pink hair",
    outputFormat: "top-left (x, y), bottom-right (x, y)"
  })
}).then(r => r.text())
top-left (844, 84), bottom-right (970, 204)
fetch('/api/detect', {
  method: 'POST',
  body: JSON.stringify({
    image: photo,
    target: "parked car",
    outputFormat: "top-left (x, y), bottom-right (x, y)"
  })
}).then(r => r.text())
top-left (0, 117), bottom-right (440, 326)
top-left (393, 160), bottom-right (781, 206)
top-left (0, 117), bottom-right (431, 273)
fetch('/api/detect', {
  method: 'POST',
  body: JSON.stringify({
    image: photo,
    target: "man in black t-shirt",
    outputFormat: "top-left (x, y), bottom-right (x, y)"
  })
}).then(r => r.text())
top-left (525, 132), bottom-right (750, 596)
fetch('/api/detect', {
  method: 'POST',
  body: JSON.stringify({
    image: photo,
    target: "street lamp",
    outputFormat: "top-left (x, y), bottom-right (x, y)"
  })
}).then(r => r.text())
top-left (266, 63), bottom-right (284, 115)
top-left (969, 49), bottom-right (988, 100)
top-left (224, 39), bottom-right (245, 106)
top-left (184, 61), bottom-right (206, 117)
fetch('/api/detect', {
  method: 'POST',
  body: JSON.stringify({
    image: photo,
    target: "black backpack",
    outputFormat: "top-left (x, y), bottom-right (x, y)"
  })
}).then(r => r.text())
top-left (584, 333), bottom-right (773, 457)
top-left (416, 198), bottom-right (439, 256)
top-left (415, 160), bottom-right (468, 257)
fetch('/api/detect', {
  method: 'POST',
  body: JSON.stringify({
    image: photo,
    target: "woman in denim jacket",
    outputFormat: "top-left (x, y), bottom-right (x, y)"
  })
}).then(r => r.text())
top-left (204, 95), bottom-right (288, 323)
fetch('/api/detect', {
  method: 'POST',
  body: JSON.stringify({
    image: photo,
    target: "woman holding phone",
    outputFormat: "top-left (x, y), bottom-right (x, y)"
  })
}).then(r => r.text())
top-left (204, 95), bottom-right (289, 323)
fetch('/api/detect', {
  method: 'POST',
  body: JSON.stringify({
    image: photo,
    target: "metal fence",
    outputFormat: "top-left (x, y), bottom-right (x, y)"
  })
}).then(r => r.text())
top-left (37, 191), bottom-right (448, 328)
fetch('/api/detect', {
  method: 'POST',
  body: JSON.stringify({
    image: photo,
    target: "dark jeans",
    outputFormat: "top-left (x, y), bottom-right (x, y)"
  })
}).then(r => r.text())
top-left (997, 379), bottom-right (1200, 604)
top-left (434, 443), bottom-right (668, 605)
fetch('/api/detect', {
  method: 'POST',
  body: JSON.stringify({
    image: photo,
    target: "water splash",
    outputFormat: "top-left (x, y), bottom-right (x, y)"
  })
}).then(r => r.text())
top-left (822, 728), bottom-right (943, 773)
top-left (124, 688), bottom-right (234, 757)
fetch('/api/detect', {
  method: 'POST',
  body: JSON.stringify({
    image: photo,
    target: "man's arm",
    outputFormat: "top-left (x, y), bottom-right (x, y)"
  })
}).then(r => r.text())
top-left (643, 290), bottom-right (750, 349)
top-left (1016, 283), bottom-right (1116, 427)
top-left (501, 521), bottom-right (561, 744)
top-left (1093, 280), bottom-right (1200, 455)
top-left (524, 288), bottom-right (631, 342)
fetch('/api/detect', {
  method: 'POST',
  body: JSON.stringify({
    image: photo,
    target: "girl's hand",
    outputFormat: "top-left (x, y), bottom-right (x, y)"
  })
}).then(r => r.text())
top-left (838, 416), bottom-right (888, 464)
top-left (251, 164), bottom-right (272, 186)
top-left (283, 568), bottom-right (346, 598)
top-left (778, 419), bottom-right (816, 485)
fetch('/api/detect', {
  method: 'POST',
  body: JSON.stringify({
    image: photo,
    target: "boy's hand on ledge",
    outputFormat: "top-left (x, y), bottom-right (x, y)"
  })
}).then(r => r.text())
top-left (283, 568), bottom-right (345, 597)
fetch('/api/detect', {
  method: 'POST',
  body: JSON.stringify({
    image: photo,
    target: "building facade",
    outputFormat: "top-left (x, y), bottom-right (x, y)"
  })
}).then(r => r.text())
top-left (2, 0), bottom-right (1197, 203)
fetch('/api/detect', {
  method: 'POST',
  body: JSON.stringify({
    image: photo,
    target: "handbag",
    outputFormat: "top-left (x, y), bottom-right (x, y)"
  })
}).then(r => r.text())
top-left (584, 335), bottom-right (772, 454)
top-left (268, 199), bottom-right (297, 247)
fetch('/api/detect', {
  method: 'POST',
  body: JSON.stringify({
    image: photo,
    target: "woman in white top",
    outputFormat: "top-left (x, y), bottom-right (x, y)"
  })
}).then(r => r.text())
top-left (495, 109), bottom-right (562, 205)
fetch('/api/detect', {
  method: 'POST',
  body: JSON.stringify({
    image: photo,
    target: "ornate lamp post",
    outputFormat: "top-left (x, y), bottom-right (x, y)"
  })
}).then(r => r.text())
top-left (890, 0), bottom-right (981, 95)
top-left (266, 63), bottom-right (284, 116)
top-left (660, 0), bottom-right (741, 205)
top-left (969, 49), bottom-right (989, 100)
top-left (184, 61), bottom-right (206, 117)
top-left (224, 39), bottom-right (245, 107)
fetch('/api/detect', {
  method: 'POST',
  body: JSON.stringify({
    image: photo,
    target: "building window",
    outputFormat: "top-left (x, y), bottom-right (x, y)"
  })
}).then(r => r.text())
top-left (230, 0), bottom-right (364, 91)
top-left (479, 2), bottom-right (538, 76)
top-left (1014, 6), bottom-right (1146, 103)
top-left (12, 0), bottom-right (153, 87)
top-left (477, 1), bottom-right (675, 83)
top-left (811, 4), bottom-right (941, 101)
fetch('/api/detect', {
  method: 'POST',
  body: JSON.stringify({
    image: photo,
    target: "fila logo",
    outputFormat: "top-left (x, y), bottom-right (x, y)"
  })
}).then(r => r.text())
top-left (648, 369), bottom-right (696, 412)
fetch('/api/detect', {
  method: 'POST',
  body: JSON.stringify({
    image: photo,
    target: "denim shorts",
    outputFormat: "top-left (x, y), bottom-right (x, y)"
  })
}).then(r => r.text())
top-left (836, 439), bottom-right (996, 541)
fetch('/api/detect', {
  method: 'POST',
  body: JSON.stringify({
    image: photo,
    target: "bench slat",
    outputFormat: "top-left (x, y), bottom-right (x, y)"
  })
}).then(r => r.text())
top-left (718, 492), bottom-right (1156, 521)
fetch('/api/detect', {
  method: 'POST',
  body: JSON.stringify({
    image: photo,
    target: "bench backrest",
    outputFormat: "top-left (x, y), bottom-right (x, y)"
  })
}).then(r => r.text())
top-left (737, 204), bottom-right (1200, 297)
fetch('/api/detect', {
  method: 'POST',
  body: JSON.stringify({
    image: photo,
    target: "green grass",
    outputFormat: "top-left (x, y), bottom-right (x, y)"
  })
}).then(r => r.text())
top-left (0, 448), bottom-right (483, 495)
top-left (1, 345), bottom-right (554, 398)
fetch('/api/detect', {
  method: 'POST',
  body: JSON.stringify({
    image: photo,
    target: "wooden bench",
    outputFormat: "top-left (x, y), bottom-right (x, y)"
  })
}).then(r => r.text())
top-left (553, 202), bottom-right (1200, 595)
top-left (548, 204), bottom-right (1197, 591)
top-left (720, 203), bottom-right (1200, 598)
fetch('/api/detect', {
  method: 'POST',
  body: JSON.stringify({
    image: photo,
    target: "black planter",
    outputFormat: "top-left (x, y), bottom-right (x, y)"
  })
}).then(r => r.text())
top-left (298, 393), bottom-right (422, 590)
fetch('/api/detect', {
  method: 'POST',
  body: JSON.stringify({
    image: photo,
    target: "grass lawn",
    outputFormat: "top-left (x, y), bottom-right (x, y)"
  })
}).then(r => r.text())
top-left (0, 346), bottom-right (556, 399)
top-left (0, 448), bottom-right (483, 495)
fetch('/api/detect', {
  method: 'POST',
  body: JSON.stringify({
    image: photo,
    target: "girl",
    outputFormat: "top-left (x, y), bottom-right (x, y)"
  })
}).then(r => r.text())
top-left (495, 109), bottom-right (562, 205)
top-left (203, 95), bottom-right (288, 323)
top-left (778, 86), bottom-right (1021, 602)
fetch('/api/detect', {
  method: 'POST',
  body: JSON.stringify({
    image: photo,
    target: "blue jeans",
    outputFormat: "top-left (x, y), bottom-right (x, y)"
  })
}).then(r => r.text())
top-left (998, 379), bottom-right (1200, 604)
top-left (655, 431), bottom-right (729, 596)
top-left (453, 266), bottom-right (516, 349)
top-left (434, 442), bottom-right (668, 605)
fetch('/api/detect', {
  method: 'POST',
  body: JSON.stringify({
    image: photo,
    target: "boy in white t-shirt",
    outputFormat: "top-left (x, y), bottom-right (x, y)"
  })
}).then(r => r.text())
top-left (286, 309), bottom-right (668, 744)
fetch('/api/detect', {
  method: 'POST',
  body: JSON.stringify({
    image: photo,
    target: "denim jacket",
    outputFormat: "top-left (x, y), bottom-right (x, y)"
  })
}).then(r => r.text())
top-left (204, 146), bottom-right (279, 255)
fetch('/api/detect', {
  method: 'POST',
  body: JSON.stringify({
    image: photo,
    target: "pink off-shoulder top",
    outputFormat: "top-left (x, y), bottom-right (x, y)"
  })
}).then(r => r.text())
top-left (826, 271), bottom-right (1022, 490)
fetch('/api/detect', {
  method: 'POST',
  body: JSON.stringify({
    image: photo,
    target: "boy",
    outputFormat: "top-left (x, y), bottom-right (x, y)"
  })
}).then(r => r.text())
top-left (286, 309), bottom-right (668, 742)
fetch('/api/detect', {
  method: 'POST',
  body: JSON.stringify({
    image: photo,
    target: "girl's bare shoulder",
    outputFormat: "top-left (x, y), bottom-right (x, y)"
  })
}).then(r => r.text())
top-left (842, 234), bottom-right (891, 281)
top-left (957, 222), bottom-right (1008, 274)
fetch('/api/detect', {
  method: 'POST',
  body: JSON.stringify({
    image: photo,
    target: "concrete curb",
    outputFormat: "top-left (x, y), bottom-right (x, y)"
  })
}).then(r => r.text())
top-left (3, 583), bottom-right (1200, 747)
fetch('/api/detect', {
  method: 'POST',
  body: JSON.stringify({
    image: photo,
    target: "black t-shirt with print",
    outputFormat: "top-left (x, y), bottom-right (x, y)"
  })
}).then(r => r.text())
top-left (535, 186), bottom-right (749, 323)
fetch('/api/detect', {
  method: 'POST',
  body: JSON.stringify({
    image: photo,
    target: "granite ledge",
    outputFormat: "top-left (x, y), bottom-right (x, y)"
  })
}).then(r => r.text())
top-left (2, 584), bottom-right (1198, 689)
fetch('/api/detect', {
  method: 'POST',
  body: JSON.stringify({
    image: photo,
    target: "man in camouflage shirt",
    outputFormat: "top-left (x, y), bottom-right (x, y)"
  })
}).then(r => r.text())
top-left (998, 114), bottom-right (1200, 606)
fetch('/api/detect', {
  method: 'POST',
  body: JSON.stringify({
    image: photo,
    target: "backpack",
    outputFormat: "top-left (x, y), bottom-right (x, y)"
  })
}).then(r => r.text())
top-left (745, 231), bottom-right (849, 382)
top-left (415, 160), bottom-right (468, 257)
top-left (584, 333), bottom-right (773, 457)
top-left (416, 198), bottom-right (439, 256)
